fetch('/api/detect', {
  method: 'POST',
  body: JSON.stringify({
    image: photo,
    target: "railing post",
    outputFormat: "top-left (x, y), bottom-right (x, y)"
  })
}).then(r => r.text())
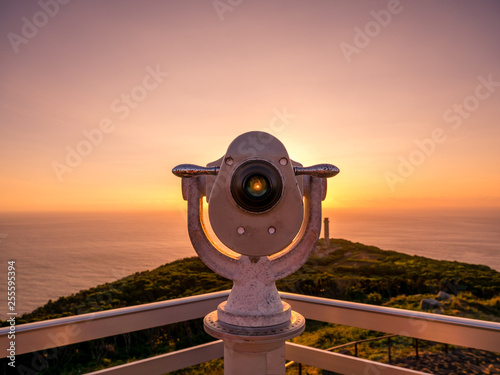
top-left (388, 336), bottom-right (392, 364)
top-left (415, 338), bottom-right (419, 360)
top-left (354, 342), bottom-right (358, 357)
top-left (224, 343), bottom-right (268, 375)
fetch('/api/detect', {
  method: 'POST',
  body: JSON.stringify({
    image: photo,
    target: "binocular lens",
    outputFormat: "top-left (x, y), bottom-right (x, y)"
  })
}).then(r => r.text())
top-left (231, 161), bottom-right (283, 213)
top-left (245, 175), bottom-right (269, 198)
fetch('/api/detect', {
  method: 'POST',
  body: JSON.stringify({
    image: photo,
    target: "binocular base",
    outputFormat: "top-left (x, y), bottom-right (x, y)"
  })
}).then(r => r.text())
top-left (216, 300), bottom-right (293, 327)
top-left (204, 310), bottom-right (305, 374)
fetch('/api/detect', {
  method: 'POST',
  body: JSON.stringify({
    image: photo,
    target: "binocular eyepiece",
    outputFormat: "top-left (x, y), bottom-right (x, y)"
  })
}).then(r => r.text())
top-left (231, 160), bottom-right (283, 213)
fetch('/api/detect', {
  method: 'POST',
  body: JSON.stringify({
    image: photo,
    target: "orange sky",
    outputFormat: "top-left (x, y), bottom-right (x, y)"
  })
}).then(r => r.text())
top-left (1, 1), bottom-right (499, 212)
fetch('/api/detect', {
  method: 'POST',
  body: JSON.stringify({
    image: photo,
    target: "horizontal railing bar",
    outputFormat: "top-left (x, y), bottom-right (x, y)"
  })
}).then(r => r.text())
top-left (85, 340), bottom-right (224, 375)
top-left (0, 290), bottom-right (230, 357)
top-left (286, 342), bottom-right (429, 375)
top-left (280, 292), bottom-right (500, 352)
top-left (286, 334), bottom-right (397, 367)
top-left (2, 289), bottom-right (499, 366)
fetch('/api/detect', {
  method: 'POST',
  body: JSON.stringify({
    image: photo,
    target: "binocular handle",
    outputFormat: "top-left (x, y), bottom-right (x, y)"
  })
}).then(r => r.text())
top-left (172, 164), bottom-right (220, 178)
top-left (173, 163), bottom-right (340, 178)
top-left (294, 164), bottom-right (339, 178)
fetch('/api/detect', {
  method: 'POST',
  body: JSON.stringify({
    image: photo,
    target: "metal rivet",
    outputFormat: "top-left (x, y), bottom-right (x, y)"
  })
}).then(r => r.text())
top-left (268, 226), bottom-right (276, 234)
top-left (237, 226), bottom-right (245, 234)
top-left (279, 157), bottom-right (288, 166)
top-left (225, 157), bottom-right (234, 166)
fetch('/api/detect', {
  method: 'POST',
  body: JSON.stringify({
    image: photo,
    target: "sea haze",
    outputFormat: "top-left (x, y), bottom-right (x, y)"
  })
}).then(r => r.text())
top-left (0, 208), bottom-right (499, 314)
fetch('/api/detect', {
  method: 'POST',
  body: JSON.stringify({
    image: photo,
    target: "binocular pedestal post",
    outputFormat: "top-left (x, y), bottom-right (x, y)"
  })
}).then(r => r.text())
top-left (204, 310), bottom-right (305, 375)
top-left (174, 132), bottom-right (339, 374)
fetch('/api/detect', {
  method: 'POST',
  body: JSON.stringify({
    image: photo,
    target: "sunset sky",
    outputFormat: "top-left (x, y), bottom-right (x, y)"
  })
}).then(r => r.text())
top-left (1, 0), bottom-right (499, 213)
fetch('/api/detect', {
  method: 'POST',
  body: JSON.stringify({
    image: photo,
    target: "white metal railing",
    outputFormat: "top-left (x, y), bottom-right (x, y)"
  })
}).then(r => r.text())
top-left (285, 342), bottom-right (428, 375)
top-left (1, 290), bottom-right (499, 374)
top-left (0, 290), bottom-right (229, 356)
top-left (89, 340), bottom-right (224, 375)
top-left (280, 292), bottom-right (500, 352)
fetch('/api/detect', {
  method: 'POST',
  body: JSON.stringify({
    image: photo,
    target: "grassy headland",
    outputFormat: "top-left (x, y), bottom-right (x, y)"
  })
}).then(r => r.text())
top-left (2, 238), bottom-right (499, 374)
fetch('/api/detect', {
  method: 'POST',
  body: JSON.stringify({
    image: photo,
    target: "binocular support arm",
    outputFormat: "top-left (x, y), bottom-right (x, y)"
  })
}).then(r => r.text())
top-left (184, 176), bottom-right (240, 281)
top-left (182, 174), bottom-right (324, 283)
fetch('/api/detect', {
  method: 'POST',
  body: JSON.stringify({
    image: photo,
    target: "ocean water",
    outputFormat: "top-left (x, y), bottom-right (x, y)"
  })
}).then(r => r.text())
top-left (0, 208), bottom-right (499, 314)
top-left (324, 207), bottom-right (500, 271)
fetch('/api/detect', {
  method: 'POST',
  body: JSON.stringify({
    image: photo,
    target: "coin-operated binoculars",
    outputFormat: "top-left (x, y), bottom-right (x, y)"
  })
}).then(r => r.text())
top-left (173, 131), bottom-right (339, 374)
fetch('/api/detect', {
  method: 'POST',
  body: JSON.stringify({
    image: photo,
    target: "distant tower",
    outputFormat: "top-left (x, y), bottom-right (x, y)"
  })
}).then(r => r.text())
top-left (324, 217), bottom-right (330, 247)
